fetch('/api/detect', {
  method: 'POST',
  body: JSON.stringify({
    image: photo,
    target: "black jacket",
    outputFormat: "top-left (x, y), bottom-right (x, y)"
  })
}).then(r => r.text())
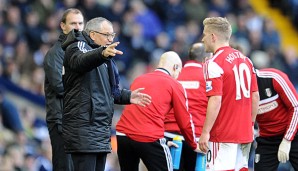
top-left (61, 29), bottom-right (131, 153)
top-left (44, 33), bottom-right (66, 131)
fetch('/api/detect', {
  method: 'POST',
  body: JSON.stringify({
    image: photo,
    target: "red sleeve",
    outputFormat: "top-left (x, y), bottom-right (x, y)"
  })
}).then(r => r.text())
top-left (205, 60), bottom-right (223, 97)
top-left (206, 77), bottom-right (223, 97)
top-left (172, 82), bottom-right (197, 150)
top-left (272, 70), bottom-right (298, 141)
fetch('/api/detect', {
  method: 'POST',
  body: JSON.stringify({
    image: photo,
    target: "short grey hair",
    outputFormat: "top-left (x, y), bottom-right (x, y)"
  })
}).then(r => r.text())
top-left (84, 17), bottom-right (112, 35)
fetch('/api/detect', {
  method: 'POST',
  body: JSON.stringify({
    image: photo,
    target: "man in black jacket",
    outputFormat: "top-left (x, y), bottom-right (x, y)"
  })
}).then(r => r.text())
top-left (43, 8), bottom-right (84, 171)
top-left (61, 17), bottom-right (151, 171)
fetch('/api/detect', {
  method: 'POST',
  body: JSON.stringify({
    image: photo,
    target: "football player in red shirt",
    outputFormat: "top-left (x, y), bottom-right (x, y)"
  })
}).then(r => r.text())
top-left (198, 17), bottom-right (260, 171)
top-left (164, 43), bottom-right (209, 171)
top-left (116, 51), bottom-right (201, 171)
top-left (254, 68), bottom-right (298, 170)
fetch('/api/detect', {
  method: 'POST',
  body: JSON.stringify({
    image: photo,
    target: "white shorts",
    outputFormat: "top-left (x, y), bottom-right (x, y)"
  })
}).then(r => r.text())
top-left (206, 142), bottom-right (251, 171)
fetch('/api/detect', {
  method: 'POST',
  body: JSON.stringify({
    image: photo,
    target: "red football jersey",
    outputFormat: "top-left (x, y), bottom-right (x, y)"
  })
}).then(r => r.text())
top-left (116, 69), bottom-right (198, 150)
top-left (205, 46), bottom-right (258, 143)
top-left (165, 61), bottom-right (207, 136)
top-left (256, 68), bottom-right (298, 141)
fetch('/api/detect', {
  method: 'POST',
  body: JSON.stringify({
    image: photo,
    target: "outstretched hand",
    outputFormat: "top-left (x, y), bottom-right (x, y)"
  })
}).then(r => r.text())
top-left (102, 42), bottom-right (123, 58)
top-left (130, 88), bottom-right (151, 107)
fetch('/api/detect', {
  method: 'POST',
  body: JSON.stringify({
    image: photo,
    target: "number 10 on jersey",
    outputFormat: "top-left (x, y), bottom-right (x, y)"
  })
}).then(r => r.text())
top-left (232, 63), bottom-right (251, 100)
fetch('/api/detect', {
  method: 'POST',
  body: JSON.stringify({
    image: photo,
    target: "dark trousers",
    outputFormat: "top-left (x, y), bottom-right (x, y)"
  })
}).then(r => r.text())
top-left (49, 124), bottom-right (73, 171)
top-left (178, 141), bottom-right (197, 171)
top-left (165, 136), bottom-right (196, 171)
top-left (117, 135), bottom-right (172, 171)
top-left (254, 135), bottom-right (298, 171)
top-left (71, 153), bottom-right (107, 171)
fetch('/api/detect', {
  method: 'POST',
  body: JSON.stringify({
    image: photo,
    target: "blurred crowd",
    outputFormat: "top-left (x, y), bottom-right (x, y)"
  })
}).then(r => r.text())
top-left (0, 87), bottom-right (52, 170)
top-left (0, 0), bottom-right (298, 170)
top-left (269, 0), bottom-right (298, 30)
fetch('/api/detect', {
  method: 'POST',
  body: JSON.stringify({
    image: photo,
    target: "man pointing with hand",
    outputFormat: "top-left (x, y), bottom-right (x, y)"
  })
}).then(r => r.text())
top-left (61, 17), bottom-right (151, 171)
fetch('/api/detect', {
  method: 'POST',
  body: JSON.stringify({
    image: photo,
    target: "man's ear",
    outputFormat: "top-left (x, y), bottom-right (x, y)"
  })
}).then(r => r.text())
top-left (173, 64), bottom-right (178, 70)
top-left (211, 33), bottom-right (216, 42)
top-left (60, 22), bottom-right (65, 32)
top-left (89, 32), bottom-right (96, 41)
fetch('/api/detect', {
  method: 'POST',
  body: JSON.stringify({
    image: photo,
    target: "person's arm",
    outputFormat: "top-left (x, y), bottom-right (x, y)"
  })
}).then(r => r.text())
top-left (251, 68), bottom-right (259, 123)
top-left (114, 89), bottom-right (131, 104)
top-left (44, 45), bottom-right (64, 97)
top-left (65, 42), bottom-right (123, 73)
top-left (199, 59), bottom-right (223, 152)
top-left (251, 91), bottom-right (259, 141)
top-left (199, 95), bottom-right (221, 153)
top-left (251, 91), bottom-right (259, 123)
top-left (65, 44), bottom-right (106, 73)
top-left (172, 84), bottom-right (198, 150)
top-left (114, 88), bottom-right (151, 107)
top-left (129, 88), bottom-right (151, 107)
top-left (272, 70), bottom-right (298, 163)
top-left (273, 71), bottom-right (298, 140)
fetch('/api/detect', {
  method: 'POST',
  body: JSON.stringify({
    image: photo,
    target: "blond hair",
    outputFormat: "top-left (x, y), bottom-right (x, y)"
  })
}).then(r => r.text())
top-left (203, 17), bottom-right (232, 42)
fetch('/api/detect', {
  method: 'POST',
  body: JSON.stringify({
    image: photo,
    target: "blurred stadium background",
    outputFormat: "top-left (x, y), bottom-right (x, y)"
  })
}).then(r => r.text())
top-left (0, 0), bottom-right (297, 170)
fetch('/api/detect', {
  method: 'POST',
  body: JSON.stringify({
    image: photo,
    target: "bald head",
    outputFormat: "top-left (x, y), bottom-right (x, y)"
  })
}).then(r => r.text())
top-left (157, 51), bottom-right (182, 79)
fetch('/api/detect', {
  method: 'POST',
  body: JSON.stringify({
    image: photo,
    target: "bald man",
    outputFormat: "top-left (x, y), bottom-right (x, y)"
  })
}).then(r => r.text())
top-left (116, 51), bottom-right (201, 171)
top-left (165, 43), bottom-right (211, 171)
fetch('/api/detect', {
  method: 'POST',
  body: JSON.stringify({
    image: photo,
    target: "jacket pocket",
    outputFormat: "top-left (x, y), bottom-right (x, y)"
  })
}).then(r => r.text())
top-left (90, 99), bottom-right (95, 124)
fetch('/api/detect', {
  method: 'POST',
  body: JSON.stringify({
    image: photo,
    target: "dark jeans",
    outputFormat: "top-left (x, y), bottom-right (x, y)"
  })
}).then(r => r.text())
top-left (254, 135), bottom-right (298, 171)
top-left (48, 124), bottom-right (73, 171)
top-left (71, 153), bottom-right (107, 171)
